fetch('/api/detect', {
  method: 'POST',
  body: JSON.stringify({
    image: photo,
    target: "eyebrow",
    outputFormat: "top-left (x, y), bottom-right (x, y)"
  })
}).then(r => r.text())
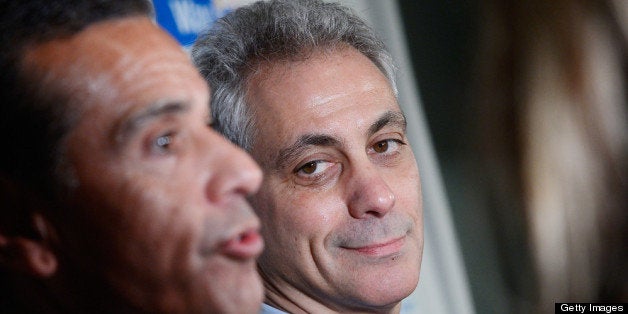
top-left (368, 110), bottom-right (407, 137)
top-left (114, 101), bottom-right (191, 145)
top-left (273, 110), bottom-right (407, 171)
top-left (274, 134), bottom-right (341, 171)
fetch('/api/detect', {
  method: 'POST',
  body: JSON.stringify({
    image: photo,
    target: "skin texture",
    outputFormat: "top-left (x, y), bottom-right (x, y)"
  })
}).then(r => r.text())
top-left (22, 17), bottom-right (264, 313)
top-left (247, 46), bottom-right (423, 314)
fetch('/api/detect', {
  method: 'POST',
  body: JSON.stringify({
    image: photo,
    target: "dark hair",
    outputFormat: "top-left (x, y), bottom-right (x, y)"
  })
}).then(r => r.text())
top-left (0, 0), bottom-right (153, 198)
top-left (192, 0), bottom-right (396, 151)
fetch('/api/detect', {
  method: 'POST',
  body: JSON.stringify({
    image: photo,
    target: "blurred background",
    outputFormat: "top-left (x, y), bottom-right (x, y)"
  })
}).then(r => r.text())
top-left (398, 0), bottom-right (627, 313)
top-left (153, 0), bottom-right (627, 313)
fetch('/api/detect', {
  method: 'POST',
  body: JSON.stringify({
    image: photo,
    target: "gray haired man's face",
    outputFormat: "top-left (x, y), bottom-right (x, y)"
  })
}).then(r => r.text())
top-left (247, 46), bottom-right (424, 312)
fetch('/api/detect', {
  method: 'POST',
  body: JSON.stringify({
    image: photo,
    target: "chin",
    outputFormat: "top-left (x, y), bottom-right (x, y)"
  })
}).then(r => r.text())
top-left (233, 272), bottom-right (265, 313)
top-left (352, 261), bottom-right (420, 308)
top-left (205, 262), bottom-right (265, 313)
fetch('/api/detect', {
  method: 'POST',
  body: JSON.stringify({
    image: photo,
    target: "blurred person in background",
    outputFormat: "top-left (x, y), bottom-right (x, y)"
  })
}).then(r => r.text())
top-left (0, 0), bottom-right (265, 312)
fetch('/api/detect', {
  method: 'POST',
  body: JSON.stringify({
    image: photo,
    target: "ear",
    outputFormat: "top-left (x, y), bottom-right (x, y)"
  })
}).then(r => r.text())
top-left (0, 213), bottom-right (58, 277)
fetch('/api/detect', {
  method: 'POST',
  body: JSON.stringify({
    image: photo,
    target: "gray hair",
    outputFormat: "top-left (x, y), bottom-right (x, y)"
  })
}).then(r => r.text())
top-left (191, 0), bottom-right (397, 151)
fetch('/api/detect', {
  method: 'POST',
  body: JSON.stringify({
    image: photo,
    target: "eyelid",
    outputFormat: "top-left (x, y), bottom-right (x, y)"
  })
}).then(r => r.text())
top-left (116, 101), bottom-right (189, 147)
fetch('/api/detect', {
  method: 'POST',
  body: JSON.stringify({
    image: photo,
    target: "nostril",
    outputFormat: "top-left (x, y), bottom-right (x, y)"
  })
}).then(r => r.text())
top-left (364, 209), bottom-right (386, 218)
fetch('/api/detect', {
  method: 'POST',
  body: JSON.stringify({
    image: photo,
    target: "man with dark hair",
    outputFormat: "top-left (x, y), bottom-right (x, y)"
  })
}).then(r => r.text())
top-left (193, 1), bottom-right (423, 313)
top-left (0, 1), bottom-right (265, 312)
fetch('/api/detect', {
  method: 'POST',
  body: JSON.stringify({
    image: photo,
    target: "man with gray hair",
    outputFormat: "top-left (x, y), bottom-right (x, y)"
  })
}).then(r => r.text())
top-left (193, 0), bottom-right (423, 313)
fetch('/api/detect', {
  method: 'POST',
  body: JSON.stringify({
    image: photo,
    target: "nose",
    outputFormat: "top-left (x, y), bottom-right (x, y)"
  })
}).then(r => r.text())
top-left (346, 164), bottom-right (396, 219)
top-left (204, 131), bottom-right (263, 203)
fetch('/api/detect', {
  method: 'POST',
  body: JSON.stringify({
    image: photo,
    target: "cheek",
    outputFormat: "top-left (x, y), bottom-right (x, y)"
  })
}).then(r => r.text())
top-left (108, 176), bottom-right (200, 271)
top-left (254, 185), bottom-right (342, 244)
top-left (388, 160), bottom-right (422, 212)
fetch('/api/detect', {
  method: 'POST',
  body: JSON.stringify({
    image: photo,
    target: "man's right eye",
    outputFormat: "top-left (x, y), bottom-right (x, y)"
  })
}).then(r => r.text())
top-left (295, 160), bottom-right (335, 177)
top-left (299, 161), bottom-right (319, 174)
top-left (151, 131), bottom-right (175, 154)
top-left (156, 134), bottom-right (171, 147)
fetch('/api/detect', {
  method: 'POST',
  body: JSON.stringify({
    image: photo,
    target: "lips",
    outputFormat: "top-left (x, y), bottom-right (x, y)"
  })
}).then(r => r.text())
top-left (219, 228), bottom-right (264, 260)
top-left (344, 236), bottom-right (405, 257)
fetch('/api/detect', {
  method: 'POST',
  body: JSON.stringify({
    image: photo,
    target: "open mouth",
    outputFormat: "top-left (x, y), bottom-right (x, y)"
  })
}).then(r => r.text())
top-left (219, 228), bottom-right (264, 260)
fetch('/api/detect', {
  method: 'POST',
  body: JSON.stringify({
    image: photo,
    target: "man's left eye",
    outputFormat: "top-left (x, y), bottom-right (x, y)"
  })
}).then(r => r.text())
top-left (372, 139), bottom-right (402, 154)
top-left (374, 140), bottom-right (389, 153)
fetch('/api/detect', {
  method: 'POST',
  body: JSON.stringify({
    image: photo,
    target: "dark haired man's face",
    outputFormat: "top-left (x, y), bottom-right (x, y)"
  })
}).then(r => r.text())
top-left (24, 17), bottom-right (264, 313)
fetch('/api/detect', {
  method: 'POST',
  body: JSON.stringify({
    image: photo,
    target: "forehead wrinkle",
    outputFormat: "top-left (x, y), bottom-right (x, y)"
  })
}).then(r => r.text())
top-left (274, 134), bottom-right (342, 171)
top-left (118, 44), bottom-right (188, 77)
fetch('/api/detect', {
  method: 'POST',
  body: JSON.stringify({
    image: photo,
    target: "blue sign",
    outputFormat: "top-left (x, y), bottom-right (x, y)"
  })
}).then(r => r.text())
top-left (153, 0), bottom-right (236, 48)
